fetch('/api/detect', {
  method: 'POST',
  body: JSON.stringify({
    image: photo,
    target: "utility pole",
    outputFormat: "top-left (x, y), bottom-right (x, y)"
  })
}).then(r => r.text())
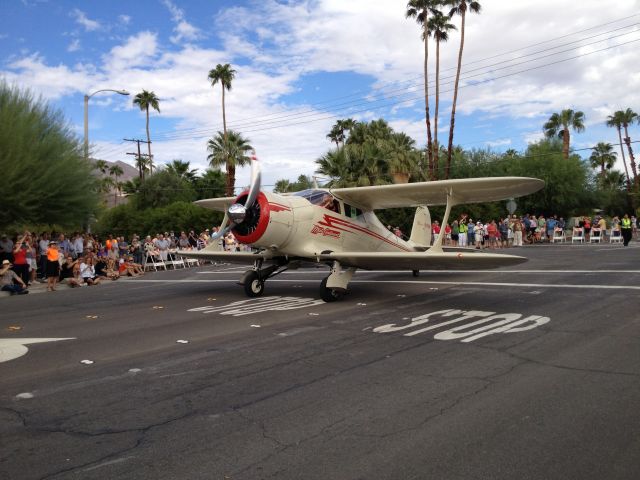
top-left (124, 138), bottom-right (152, 180)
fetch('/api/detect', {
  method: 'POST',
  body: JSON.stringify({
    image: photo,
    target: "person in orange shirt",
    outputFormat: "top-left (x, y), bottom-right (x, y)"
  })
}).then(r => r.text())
top-left (46, 240), bottom-right (61, 291)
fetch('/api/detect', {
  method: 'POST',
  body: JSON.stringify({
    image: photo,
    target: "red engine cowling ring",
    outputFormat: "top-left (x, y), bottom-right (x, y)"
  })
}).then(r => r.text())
top-left (232, 191), bottom-right (270, 244)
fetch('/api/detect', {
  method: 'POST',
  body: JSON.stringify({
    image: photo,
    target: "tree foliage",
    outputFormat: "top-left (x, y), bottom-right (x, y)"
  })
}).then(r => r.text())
top-left (0, 82), bottom-right (98, 230)
top-left (95, 201), bottom-right (220, 238)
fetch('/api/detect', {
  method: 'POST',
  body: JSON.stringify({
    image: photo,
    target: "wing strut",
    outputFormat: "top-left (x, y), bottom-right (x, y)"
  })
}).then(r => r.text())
top-left (429, 188), bottom-right (455, 253)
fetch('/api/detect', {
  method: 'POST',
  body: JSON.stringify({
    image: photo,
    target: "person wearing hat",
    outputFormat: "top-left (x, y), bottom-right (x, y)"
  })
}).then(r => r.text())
top-left (46, 240), bottom-right (61, 291)
top-left (1, 259), bottom-right (28, 295)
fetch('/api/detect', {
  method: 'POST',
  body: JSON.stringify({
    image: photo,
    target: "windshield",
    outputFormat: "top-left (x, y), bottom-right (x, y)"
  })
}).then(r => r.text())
top-left (294, 189), bottom-right (340, 212)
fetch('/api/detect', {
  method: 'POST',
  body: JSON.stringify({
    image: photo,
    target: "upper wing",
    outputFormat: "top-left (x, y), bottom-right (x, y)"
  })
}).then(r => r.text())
top-left (194, 196), bottom-right (237, 212)
top-left (330, 177), bottom-right (544, 210)
top-left (318, 250), bottom-right (527, 270)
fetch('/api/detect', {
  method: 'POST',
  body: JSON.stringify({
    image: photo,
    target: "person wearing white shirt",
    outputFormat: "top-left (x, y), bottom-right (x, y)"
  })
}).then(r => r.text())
top-left (80, 257), bottom-right (100, 286)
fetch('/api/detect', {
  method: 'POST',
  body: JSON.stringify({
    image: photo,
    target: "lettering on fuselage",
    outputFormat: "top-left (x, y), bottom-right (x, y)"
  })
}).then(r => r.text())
top-left (373, 309), bottom-right (550, 343)
top-left (310, 225), bottom-right (341, 239)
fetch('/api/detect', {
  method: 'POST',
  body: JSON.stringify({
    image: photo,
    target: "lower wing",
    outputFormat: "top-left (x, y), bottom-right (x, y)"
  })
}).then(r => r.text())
top-left (317, 250), bottom-right (527, 270)
top-left (177, 250), bottom-right (270, 264)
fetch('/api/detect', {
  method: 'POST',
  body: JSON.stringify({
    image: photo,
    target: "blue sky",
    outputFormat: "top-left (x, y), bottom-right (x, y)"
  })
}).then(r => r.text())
top-left (1, 0), bottom-right (639, 190)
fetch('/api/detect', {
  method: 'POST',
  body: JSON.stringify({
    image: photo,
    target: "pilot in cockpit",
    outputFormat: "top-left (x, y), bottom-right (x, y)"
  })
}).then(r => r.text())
top-left (320, 193), bottom-right (337, 212)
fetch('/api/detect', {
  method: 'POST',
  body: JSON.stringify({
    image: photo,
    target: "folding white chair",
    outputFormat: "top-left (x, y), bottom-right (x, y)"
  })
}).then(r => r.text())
top-left (589, 228), bottom-right (602, 243)
top-left (571, 227), bottom-right (584, 243)
top-left (551, 228), bottom-right (566, 243)
top-left (609, 229), bottom-right (622, 243)
top-left (144, 251), bottom-right (167, 271)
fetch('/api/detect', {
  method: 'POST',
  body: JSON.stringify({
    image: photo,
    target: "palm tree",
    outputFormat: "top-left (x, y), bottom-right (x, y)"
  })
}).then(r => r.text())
top-left (208, 64), bottom-right (237, 195)
top-left (108, 164), bottom-right (124, 205)
top-left (589, 142), bottom-right (616, 184)
top-left (207, 130), bottom-right (253, 195)
top-left (165, 159), bottom-right (198, 182)
top-left (326, 124), bottom-right (344, 148)
top-left (406, 0), bottom-right (441, 180)
top-left (273, 179), bottom-right (291, 193)
top-left (427, 10), bottom-right (456, 176)
top-left (132, 90), bottom-right (160, 174)
top-left (94, 159), bottom-right (109, 175)
top-left (618, 108), bottom-right (638, 184)
top-left (606, 111), bottom-right (632, 190)
top-left (444, 0), bottom-right (481, 179)
top-left (543, 109), bottom-right (585, 160)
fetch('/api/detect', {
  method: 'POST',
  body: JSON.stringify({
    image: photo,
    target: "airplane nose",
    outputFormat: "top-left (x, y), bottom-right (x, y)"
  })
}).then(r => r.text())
top-left (228, 203), bottom-right (247, 224)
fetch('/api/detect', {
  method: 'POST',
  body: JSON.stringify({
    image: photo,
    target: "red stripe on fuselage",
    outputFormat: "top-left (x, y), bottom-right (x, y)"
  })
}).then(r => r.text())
top-left (269, 202), bottom-right (291, 212)
top-left (317, 213), bottom-right (413, 252)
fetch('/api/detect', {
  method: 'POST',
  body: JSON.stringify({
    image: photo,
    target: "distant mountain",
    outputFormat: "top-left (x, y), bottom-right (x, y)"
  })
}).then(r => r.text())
top-left (91, 158), bottom-right (139, 207)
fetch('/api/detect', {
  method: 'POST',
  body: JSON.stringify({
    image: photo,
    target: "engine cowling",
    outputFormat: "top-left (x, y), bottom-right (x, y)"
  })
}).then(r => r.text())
top-left (231, 191), bottom-right (296, 249)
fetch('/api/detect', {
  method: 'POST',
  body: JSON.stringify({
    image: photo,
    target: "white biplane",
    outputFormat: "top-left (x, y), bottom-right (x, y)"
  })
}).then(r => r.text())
top-left (179, 156), bottom-right (543, 302)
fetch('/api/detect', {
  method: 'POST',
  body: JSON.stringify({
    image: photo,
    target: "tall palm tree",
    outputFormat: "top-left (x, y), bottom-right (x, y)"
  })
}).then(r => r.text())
top-left (444, 0), bottom-right (481, 179)
top-left (618, 108), bottom-right (638, 184)
top-left (543, 109), bottom-right (585, 160)
top-left (406, 0), bottom-right (441, 180)
top-left (94, 159), bottom-right (109, 175)
top-left (208, 64), bottom-right (237, 195)
top-left (428, 10), bottom-right (456, 177)
top-left (132, 90), bottom-right (160, 174)
top-left (589, 142), bottom-right (616, 183)
top-left (207, 130), bottom-right (253, 195)
top-left (606, 111), bottom-right (632, 190)
top-left (165, 159), bottom-right (198, 182)
top-left (108, 164), bottom-right (124, 205)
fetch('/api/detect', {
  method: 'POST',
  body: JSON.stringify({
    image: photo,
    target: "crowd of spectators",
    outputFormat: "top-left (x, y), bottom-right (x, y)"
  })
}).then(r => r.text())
top-left (0, 228), bottom-right (247, 295)
top-left (389, 213), bottom-right (638, 250)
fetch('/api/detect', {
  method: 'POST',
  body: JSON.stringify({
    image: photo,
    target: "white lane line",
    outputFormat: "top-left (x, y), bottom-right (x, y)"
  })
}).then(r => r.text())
top-left (193, 269), bottom-right (640, 274)
top-left (125, 279), bottom-right (640, 291)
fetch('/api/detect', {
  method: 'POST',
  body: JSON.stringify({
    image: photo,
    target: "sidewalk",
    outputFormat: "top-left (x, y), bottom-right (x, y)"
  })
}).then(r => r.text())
top-left (0, 279), bottom-right (64, 297)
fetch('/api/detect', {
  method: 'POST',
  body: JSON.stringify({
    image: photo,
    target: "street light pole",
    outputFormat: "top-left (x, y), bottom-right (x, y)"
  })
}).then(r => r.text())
top-left (83, 88), bottom-right (129, 161)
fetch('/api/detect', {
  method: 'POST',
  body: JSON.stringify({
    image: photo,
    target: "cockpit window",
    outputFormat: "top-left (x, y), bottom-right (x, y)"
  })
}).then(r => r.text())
top-left (294, 189), bottom-right (340, 213)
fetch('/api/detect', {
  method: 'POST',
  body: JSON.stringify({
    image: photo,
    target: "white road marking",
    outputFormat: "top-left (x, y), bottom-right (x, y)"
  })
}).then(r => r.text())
top-left (0, 338), bottom-right (75, 363)
top-left (374, 309), bottom-right (550, 343)
top-left (133, 278), bottom-right (640, 291)
top-left (193, 269), bottom-right (640, 274)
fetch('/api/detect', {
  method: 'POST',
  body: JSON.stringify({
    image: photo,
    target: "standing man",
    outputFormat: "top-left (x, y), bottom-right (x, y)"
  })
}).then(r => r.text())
top-left (621, 214), bottom-right (633, 246)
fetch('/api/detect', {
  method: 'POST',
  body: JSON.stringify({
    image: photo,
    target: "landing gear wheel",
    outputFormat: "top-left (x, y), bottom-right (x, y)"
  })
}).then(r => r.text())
top-left (320, 277), bottom-right (343, 302)
top-left (412, 270), bottom-right (420, 277)
top-left (244, 271), bottom-right (265, 297)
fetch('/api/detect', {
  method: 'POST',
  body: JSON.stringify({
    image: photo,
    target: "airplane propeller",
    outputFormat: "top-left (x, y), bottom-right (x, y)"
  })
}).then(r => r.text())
top-left (210, 150), bottom-right (261, 241)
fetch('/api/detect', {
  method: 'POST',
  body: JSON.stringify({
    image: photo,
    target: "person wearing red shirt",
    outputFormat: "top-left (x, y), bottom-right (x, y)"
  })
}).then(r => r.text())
top-left (12, 233), bottom-right (30, 286)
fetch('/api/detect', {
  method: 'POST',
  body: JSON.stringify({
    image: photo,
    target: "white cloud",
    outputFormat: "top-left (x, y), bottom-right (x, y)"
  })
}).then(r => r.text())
top-left (70, 8), bottom-right (101, 32)
top-left (119, 14), bottom-right (131, 26)
top-left (3, 0), bottom-right (640, 185)
top-left (104, 31), bottom-right (158, 71)
top-left (161, 0), bottom-right (202, 43)
top-left (67, 39), bottom-right (81, 52)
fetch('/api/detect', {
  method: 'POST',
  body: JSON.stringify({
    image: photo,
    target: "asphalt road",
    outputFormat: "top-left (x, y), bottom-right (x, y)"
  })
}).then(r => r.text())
top-left (1, 243), bottom-right (639, 480)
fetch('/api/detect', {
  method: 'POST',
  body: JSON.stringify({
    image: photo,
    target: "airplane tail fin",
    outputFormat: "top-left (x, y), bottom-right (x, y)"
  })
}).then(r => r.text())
top-left (409, 206), bottom-right (431, 248)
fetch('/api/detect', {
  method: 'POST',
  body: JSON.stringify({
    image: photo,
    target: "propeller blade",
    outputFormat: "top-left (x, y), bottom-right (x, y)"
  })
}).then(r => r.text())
top-left (209, 213), bottom-right (230, 240)
top-left (244, 150), bottom-right (261, 209)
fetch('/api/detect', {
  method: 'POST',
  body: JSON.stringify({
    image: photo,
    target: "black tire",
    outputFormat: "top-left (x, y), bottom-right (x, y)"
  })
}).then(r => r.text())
top-left (412, 270), bottom-right (420, 277)
top-left (319, 277), bottom-right (342, 302)
top-left (243, 271), bottom-right (265, 297)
